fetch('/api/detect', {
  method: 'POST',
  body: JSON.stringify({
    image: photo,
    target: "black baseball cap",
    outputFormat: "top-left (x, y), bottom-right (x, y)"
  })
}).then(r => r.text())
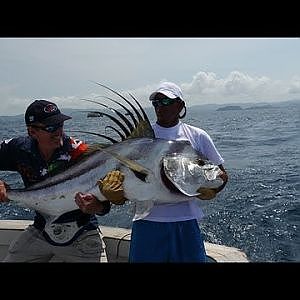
top-left (25, 100), bottom-right (72, 126)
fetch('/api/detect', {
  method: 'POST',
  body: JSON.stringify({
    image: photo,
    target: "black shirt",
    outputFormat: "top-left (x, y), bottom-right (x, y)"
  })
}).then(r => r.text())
top-left (0, 135), bottom-right (111, 243)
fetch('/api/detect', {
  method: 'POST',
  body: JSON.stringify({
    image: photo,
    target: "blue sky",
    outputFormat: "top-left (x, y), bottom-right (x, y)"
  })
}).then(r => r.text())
top-left (1, 38), bottom-right (300, 115)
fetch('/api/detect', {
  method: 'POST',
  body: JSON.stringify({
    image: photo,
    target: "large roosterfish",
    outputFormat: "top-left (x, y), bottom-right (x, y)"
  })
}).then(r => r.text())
top-left (6, 82), bottom-right (224, 224)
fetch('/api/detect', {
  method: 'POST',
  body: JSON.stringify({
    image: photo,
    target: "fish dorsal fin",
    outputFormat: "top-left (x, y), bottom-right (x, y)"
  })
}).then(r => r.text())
top-left (85, 81), bottom-right (155, 140)
top-left (127, 119), bottom-right (154, 139)
top-left (66, 83), bottom-right (155, 178)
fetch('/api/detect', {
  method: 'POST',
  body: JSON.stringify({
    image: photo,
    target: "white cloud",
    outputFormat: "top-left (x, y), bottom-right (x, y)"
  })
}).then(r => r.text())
top-left (288, 76), bottom-right (300, 94)
top-left (1, 70), bottom-right (300, 116)
top-left (78, 71), bottom-right (300, 109)
top-left (178, 71), bottom-right (300, 105)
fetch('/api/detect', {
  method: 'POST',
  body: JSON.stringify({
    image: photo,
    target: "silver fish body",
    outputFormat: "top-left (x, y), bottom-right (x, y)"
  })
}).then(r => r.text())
top-left (6, 82), bottom-right (224, 222)
top-left (7, 137), bottom-right (223, 217)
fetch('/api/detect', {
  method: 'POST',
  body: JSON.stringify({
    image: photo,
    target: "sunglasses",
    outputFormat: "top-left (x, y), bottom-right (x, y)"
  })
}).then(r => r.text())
top-left (31, 123), bottom-right (63, 133)
top-left (152, 98), bottom-right (179, 108)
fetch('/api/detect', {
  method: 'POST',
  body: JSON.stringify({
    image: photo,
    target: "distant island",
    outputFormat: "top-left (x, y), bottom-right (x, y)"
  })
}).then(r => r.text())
top-left (216, 104), bottom-right (276, 111)
top-left (216, 105), bottom-right (243, 111)
top-left (244, 104), bottom-right (273, 110)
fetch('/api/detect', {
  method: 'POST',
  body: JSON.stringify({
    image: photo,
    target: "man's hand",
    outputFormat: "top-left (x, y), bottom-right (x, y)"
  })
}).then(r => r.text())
top-left (197, 168), bottom-right (228, 200)
top-left (75, 192), bottom-right (105, 214)
top-left (196, 187), bottom-right (217, 200)
top-left (98, 170), bottom-right (126, 205)
top-left (0, 180), bottom-right (9, 202)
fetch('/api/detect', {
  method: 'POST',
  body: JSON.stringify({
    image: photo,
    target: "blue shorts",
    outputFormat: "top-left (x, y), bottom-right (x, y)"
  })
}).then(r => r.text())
top-left (129, 219), bottom-right (207, 262)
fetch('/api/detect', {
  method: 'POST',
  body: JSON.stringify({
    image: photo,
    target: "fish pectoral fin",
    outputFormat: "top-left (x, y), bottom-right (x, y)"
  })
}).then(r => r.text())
top-left (96, 144), bottom-right (151, 177)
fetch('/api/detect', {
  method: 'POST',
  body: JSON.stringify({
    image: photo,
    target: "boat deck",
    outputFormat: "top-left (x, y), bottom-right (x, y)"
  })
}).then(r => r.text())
top-left (0, 220), bottom-right (249, 262)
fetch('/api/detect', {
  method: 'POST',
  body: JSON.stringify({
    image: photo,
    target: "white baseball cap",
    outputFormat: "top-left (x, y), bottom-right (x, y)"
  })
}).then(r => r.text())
top-left (149, 82), bottom-right (184, 101)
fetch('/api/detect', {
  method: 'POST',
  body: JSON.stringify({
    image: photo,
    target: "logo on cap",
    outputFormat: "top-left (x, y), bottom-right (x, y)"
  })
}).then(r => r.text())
top-left (44, 104), bottom-right (58, 113)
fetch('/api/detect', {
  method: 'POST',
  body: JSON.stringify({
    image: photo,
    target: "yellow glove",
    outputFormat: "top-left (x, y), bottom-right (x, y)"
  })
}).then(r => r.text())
top-left (97, 170), bottom-right (127, 205)
top-left (196, 187), bottom-right (217, 200)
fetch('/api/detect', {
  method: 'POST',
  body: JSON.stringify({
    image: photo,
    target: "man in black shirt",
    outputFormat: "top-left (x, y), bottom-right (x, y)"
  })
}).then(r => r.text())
top-left (0, 100), bottom-right (114, 262)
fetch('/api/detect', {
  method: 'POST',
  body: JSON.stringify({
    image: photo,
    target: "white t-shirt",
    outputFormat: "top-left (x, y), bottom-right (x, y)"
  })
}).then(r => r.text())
top-left (136, 121), bottom-right (224, 223)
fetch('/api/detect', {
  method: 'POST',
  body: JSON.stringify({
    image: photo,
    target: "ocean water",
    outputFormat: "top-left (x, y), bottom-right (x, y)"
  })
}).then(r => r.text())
top-left (0, 100), bottom-right (299, 262)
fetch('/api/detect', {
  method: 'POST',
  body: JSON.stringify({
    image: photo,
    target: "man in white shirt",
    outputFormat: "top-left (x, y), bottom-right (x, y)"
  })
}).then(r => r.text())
top-left (128, 82), bottom-right (228, 262)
